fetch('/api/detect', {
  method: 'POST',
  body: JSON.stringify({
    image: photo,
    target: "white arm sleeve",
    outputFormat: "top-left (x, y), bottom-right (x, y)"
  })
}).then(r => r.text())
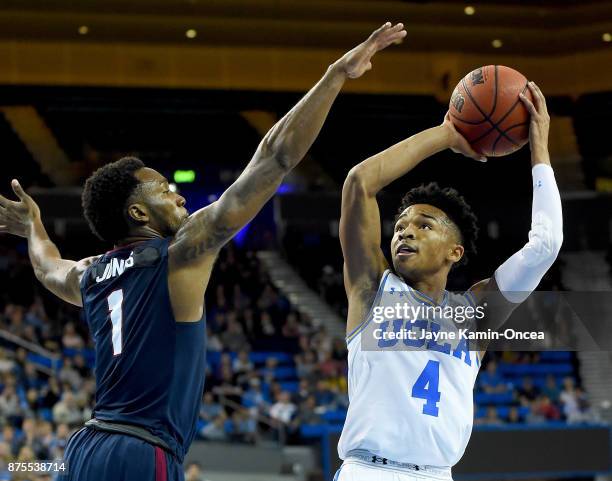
top-left (494, 164), bottom-right (563, 303)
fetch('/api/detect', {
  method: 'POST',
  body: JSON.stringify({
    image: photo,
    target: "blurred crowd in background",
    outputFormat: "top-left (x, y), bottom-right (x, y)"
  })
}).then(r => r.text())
top-left (0, 237), bottom-right (595, 480)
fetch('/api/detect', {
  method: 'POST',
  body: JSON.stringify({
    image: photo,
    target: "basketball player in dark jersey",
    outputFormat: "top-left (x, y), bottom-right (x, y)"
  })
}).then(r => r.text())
top-left (0, 23), bottom-right (406, 481)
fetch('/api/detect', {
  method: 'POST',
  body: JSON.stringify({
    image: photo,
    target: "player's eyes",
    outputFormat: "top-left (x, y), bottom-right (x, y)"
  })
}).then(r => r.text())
top-left (421, 224), bottom-right (432, 230)
top-left (395, 225), bottom-right (403, 232)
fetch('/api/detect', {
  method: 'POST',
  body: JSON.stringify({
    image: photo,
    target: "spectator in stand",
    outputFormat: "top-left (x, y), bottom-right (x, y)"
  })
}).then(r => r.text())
top-left (72, 354), bottom-right (90, 378)
top-left (242, 378), bottom-right (267, 413)
top-left (259, 312), bottom-right (276, 337)
top-left (0, 349), bottom-right (15, 374)
top-left (290, 395), bottom-right (322, 430)
top-left (57, 358), bottom-right (82, 390)
top-left (35, 420), bottom-right (55, 459)
top-left (478, 361), bottom-right (509, 394)
top-left (49, 423), bottom-right (71, 459)
top-left (0, 425), bottom-right (20, 456)
top-left (21, 363), bottom-right (41, 391)
top-left (507, 406), bottom-right (523, 424)
top-left (542, 374), bottom-right (560, 403)
top-left (282, 312), bottom-right (301, 338)
top-left (222, 313), bottom-right (248, 353)
top-left (39, 378), bottom-right (61, 410)
top-left (517, 377), bottom-right (540, 403)
top-left (5, 305), bottom-right (25, 337)
top-left (230, 409), bottom-right (257, 444)
top-left (537, 395), bottom-right (561, 421)
top-left (478, 406), bottom-right (504, 426)
top-left (560, 377), bottom-right (583, 423)
top-left (0, 440), bottom-right (11, 473)
top-left (200, 413), bottom-right (228, 441)
top-left (24, 388), bottom-right (40, 418)
top-left (206, 327), bottom-right (223, 352)
top-left (269, 391), bottom-right (296, 426)
top-left (295, 350), bottom-right (317, 383)
top-left (233, 350), bottom-right (253, 375)
top-left (260, 357), bottom-right (278, 385)
top-left (294, 379), bottom-right (312, 406)
top-left (18, 417), bottom-right (49, 460)
top-left (0, 385), bottom-right (23, 425)
top-left (185, 462), bottom-right (205, 481)
top-left (525, 399), bottom-right (546, 424)
top-left (313, 380), bottom-right (337, 411)
top-left (211, 365), bottom-right (242, 405)
top-left (52, 392), bottom-right (82, 426)
top-left (61, 322), bottom-right (84, 349)
top-left (200, 393), bottom-right (223, 423)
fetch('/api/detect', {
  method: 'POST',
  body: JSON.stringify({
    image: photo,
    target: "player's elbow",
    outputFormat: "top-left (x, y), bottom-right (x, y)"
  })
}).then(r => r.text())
top-left (344, 167), bottom-right (372, 198)
top-left (258, 130), bottom-right (295, 174)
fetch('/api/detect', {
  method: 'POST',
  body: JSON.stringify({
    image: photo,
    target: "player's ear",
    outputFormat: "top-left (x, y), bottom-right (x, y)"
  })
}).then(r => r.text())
top-left (126, 202), bottom-right (149, 225)
top-left (449, 243), bottom-right (464, 264)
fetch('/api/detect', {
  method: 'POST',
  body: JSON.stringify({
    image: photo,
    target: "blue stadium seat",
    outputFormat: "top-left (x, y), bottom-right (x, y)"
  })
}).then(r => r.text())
top-left (540, 352), bottom-right (572, 362)
top-left (322, 410), bottom-right (347, 423)
top-left (249, 352), bottom-right (293, 365)
top-left (497, 363), bottom-right (573, 376)
top-left (26, 353), bottom-right (54, 369)
top-left (474, 392), bottom-right (515, 405)
top-left (39, 408), bottom-right (53, 422)
top-left (300, 425), bottom-right (327, 437)
top-left (279, 381), bottom-right (299, 393)
top-left (273, 367), bottom-right (297, 380)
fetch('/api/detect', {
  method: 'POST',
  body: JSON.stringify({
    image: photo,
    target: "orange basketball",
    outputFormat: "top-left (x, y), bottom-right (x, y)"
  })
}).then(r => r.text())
top-left (449, 65), bottom-right (533, 157)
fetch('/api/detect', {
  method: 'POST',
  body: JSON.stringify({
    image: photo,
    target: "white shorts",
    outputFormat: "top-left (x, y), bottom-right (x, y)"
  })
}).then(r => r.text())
top-left (335, 458), bottom-right (453, 481)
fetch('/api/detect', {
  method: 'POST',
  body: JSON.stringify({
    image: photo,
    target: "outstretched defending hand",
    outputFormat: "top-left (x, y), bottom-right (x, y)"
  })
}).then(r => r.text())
top-left (442, 112), bottom-right (487, 162)
top-left (336, 22), bottom-right (407, 79)
top-left (519, 81), bottom-right (550, 155)
top-left (0, 180), bottom-right (41, 238)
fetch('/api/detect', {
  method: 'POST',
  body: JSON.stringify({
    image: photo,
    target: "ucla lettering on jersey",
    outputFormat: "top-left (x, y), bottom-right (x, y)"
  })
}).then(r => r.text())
top-left (338, 270), bottom-right (481, 467)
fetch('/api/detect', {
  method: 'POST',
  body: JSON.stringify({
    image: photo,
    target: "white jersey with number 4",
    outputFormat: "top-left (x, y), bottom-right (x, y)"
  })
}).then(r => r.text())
top-left (338, 269), bottom-right (481, 467)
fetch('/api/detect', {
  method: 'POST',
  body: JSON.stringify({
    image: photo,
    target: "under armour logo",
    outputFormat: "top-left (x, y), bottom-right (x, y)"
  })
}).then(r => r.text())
top-left (371, 456), bottom-right (388, 465)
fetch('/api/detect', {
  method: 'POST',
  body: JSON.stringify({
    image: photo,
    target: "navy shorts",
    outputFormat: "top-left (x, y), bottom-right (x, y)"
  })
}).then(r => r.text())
top-left (58, 427), bottom-right (184, 481)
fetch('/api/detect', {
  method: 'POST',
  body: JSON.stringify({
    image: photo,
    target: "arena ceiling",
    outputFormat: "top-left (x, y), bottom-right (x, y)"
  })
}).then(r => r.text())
top-left (0, 0), bottom-right (610, 55)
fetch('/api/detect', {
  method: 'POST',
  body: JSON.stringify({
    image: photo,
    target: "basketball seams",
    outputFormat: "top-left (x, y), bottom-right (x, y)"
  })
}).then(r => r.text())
top-left (487, 65), bottom-right (499, 118)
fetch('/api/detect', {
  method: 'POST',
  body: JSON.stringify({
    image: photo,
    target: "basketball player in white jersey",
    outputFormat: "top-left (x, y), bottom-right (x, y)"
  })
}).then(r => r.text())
top-left (336, 82), bottom-right (563, 480)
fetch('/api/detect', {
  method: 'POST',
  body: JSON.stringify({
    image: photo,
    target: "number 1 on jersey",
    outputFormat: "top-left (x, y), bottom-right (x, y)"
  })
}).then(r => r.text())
top-left (107, 289), bottom-right (124, 356)
top-left (412, 360), bottom-right (441, 417)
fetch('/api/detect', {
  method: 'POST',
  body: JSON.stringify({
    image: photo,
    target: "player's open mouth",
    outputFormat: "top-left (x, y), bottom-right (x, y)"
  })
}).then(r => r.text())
top-left (396, 244), bottom-right (417, 257)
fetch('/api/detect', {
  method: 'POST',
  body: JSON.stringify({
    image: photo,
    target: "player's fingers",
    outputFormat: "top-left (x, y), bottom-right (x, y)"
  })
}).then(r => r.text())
top-left (370, 22), bottom-right (392, 39)
top-left (11, 179), bottom-right (29, 202)
top-left (519, 92), bottom-right (537, 116)
top-left (0, 193), bottom-right (13, 208)
top-left (377, 31), bottom-right (407, 49)
top-left (530, 81), bottom-right (548, 114)
top-left (526, 82), bottom-right (544, 113)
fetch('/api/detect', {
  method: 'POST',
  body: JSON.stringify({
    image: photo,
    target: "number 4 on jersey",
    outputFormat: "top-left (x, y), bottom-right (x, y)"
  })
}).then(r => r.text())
top-left (412, 360), bottom-right (441, 417)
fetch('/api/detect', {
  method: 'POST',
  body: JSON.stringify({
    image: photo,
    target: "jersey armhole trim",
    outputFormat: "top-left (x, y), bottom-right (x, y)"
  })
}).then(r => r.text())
top-left (346, 270), bottom-right (391, 345)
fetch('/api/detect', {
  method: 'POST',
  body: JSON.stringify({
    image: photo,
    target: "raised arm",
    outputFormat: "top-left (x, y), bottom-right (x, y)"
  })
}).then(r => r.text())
top-left (170, 22), bottom-right (407, 266)
top-left (471, 82), bottom-right (563, 334)
top-left (340, 117), bottom-right (484, 302)
top-left (0, 180), bottom-right (95, 307)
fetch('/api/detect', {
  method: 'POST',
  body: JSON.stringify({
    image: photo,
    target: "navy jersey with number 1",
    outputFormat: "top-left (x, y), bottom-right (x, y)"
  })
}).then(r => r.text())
top-left (70, 237), bottom-right (206, 471)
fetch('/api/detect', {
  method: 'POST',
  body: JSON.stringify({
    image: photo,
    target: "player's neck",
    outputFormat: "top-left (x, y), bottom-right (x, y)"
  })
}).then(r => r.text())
top-left (116, 228), bottom-right (164, 247)
top-left (404, 271), bottom-right (448, 305)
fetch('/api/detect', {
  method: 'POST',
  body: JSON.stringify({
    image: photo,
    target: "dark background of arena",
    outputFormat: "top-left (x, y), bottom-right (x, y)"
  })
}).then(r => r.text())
top-left (0, 1), bottom-right (611, 481)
